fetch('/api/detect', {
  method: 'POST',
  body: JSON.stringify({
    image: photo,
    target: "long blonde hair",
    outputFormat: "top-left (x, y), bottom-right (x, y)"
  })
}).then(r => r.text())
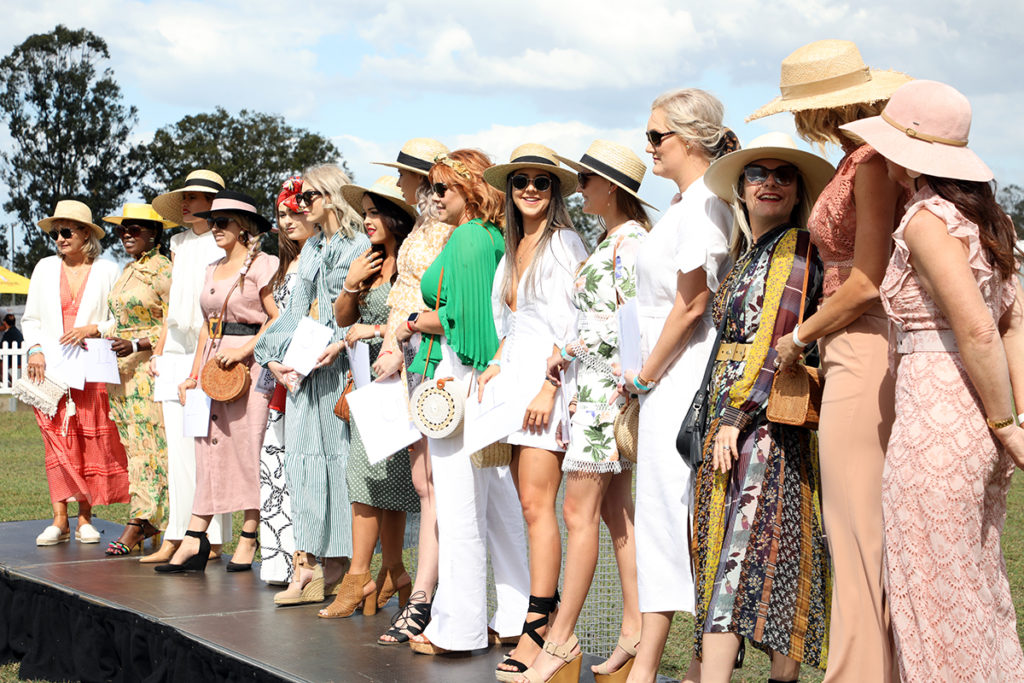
top-left (302, 164), bottom-right (363, 238)
top-left (794, 101), bottom-right (888, 151)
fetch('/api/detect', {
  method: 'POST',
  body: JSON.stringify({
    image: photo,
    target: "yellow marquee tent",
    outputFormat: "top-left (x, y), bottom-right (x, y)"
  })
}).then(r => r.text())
top-left (0, 266), bottom-right (30, 294)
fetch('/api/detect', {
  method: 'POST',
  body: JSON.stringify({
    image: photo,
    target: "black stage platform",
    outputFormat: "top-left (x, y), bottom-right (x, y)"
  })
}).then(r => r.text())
top-left (0, 519), bottom-right (678, 682)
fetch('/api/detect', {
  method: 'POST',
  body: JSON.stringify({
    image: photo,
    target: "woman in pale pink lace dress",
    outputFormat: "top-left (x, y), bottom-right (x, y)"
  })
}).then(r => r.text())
top-left (846, 80), bottom-right (1024, 681)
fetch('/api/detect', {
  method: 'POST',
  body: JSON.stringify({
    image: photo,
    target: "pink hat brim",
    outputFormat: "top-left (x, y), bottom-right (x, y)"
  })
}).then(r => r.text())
top-left (841, 116), bottom-right (993, 182)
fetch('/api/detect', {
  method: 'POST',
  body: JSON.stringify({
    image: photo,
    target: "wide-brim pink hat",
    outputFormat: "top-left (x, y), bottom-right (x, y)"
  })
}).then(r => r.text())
top-left (840, 79), bottom-right (992, 182)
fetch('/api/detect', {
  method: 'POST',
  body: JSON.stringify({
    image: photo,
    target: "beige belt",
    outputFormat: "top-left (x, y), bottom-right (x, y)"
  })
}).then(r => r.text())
top-left (716, 342), bottom-right (752, 362)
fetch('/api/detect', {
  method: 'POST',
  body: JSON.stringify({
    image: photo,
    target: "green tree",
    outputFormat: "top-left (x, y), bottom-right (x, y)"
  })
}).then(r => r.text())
top-left (0, 25), bottom-right (142, 274)
top-left (997, 183), bottom-right (1024, 240)
top-left (566, 194), bottom-right (603, 249)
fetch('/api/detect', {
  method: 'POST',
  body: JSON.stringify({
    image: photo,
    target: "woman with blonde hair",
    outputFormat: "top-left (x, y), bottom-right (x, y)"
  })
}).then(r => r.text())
top-left (754, 39), bottom-right (910, 682)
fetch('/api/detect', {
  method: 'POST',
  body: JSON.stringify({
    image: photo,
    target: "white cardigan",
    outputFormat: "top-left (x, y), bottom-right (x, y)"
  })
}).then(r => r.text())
top-left (22, 255), bottom-right (120, 351)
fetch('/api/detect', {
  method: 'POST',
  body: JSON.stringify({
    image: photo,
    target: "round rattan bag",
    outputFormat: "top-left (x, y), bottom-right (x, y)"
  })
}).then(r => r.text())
top-left (201, 359), bottom-right (251, 403)
top-left (410, 376), bottom-right (465, 439)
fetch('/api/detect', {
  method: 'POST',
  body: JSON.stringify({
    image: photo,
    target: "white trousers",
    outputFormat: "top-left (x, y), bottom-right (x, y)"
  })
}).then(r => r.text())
top-left (423, 345), bottom-right (529, 651)
top-left (161, 342), bottom-right (231, 544)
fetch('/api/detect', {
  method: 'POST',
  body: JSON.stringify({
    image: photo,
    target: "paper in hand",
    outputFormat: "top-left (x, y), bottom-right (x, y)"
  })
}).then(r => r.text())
top-left (183, 389), bottom-right (212, 437)
top-left (347, 377), bottom-right (421, 465)
top-left (153, 355), bottom-right (192, 402)
top-left (44, 341), bottom-right (86, 390)
top-left (282, 316), bottom-right (333, 376)
top-left (617, 299), bottom-right (642, 374)
top-left (463, 373), bottom-right (519, 456)
top-left (347, 341), bottom-right (371, 388)
top-left (84, 339), bottom-right (121, 384)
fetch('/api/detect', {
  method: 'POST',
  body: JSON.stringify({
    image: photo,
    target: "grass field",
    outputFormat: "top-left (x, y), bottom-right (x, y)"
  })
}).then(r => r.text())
top-left (2, 408), bottom-right (1024, 682)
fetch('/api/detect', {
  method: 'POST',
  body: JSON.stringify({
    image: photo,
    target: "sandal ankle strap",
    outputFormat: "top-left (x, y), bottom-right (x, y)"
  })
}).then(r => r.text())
top-left (184, 530), bottom-right (207, 539)
top-left (542, 634), bottom-right (578, 662)
top-left (239, 530), bottom-right (258, 539)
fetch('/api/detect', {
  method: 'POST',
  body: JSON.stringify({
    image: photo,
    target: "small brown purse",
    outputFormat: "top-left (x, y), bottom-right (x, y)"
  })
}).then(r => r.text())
top-left (766, 237), bottom-right (822, 430)
top-left (333, 372), bottom-right (355, 421)
top-left (201, 275), bottom-right (250, 403)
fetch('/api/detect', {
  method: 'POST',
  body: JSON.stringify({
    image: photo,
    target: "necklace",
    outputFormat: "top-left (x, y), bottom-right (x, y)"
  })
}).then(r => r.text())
top-left (63, 262), bottom-right (91, 305)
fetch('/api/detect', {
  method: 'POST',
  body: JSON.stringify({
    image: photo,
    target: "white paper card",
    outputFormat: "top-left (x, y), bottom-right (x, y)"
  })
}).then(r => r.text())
top-left (617, 299), bottom-right (642, 374)
top-left (281, 316), bottom-right (333, 376)
top-left (347, 341), bottom-right (371, 389)
top-left (559, 370), bottom-right (571, 444)
top-left (84, 339), bottom-right (121, 384)
top-left (153, 355), bottom-right (192, 402)
top-left (348, 377), bottom-right (421, 465)
top-left (183, 389), bottom-right (211, 437)
top-left (255, 367), bottom-right (276, 394)
top-left (44, 341), bottom-right (86, 390)
top-left (463, 373), bottom-right (520, 456)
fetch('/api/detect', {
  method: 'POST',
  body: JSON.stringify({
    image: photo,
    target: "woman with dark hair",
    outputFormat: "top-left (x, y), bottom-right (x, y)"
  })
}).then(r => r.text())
top-left (320, 176), bottom-right (419, 618)
top-left (98, 204), bottom-right (175, 556)
top-left (845, 79), bottom-right (1024, 681)
top-left (474, 143), bottom-right (588, 680)
top-left (160, 190), bottom-right (279, 574)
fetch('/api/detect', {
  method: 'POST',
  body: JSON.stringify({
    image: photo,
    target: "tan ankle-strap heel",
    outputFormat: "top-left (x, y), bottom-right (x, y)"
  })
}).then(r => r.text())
top-left (375, 562), bottom-right (412, 609)
top-left (318, 571), bottom-right (376, 619)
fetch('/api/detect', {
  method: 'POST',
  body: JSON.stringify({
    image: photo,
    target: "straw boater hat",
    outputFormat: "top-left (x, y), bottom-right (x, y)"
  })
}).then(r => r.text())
top-left (373, 138), bottom-right (449, 177)
top-left (704, 132), bottom-right (836, 206)
top-left (747, 39), bottom-right (911, 122)
top-left (103, 203), bottom-right (178, 228)
top-left (483, 143), bottom-right (578, 197)
top-left (341, 176), bottom-right (418, 221)
top-left (151, 169), bottom-right (226, 225)
top-left (840, 80), bottom-right (992, 183)
top-left (555, 140), bottom-right (657, 209)
top-left (193, 190), bottom-right (272, 234)
top-left (37, 200), bottom-right (104, 239)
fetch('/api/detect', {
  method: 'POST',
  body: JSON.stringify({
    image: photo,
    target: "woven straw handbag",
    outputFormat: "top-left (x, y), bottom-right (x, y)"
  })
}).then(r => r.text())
top-left (614, 397), bottom-right (640, 463)
top-left (470, 441), bottom-right (512, 468)
top-left (410, 376), bottom-right (465, 438)
top-left (200, 275), bottom-right (251, 403)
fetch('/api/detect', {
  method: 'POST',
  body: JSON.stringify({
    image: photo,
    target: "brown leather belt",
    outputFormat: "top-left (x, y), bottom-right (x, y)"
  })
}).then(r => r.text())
top-left (715, 342), bottom-right (752, 362)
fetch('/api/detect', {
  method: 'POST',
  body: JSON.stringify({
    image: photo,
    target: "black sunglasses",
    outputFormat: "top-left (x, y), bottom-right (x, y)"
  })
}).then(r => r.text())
top-left (645, 130), bottom-right (678, 147)
top-left (577, 172), bottom-right (598, 188)
top-left (207, 216), bottom-right (237, 230)
top-left (47, 227), bottom-right (76, 241)
top-left (432, 182), bottom-right (449, 198)
top-left (295, 189), bottom-right (322, 206)
top-left (743, 164), bottom-right (799, 187)
top-left (114, 223), bottom-right (152, 239)
top-left (511, 174), bottom-right (552, 192)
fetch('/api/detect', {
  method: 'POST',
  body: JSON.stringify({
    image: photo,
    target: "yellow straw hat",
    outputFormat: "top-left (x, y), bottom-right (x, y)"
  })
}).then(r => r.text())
top-left (341, 176), bottom-right (418, 221)
top-left (104, 203), bottom-right (178, 228)
top-left (747, 39), bottom-right (911, 122)
top-left (555, 140), bottom-right (657, 210)
top-left (483, 143), bottom-right (577, 197)
top-left (152, 169), bottom-right (226, 225)
top-left (37, 200), bottom-right (104, 239)
top-left (373, 138), bottom-right (449, 177)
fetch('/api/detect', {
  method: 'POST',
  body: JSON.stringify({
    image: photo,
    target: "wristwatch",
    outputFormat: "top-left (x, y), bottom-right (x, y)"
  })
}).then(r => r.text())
top-left (130, 338), bottom-right (140, 354)
top-left (406, 312), bottom-right (420, 333)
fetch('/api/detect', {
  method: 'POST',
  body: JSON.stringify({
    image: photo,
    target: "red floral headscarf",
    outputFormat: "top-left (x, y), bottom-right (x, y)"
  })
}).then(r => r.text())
top-left (277, 176), bottom-right (303, 213)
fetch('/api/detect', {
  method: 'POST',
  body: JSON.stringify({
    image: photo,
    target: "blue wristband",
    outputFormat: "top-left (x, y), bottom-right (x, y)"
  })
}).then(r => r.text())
top-left (487, 359), bottom-right (501, 367)
top-left (27, 347), bottom-right (43, 357)
top-left (632, 375), bottom-right (652, 393)
top-left (560, 345), bottom-right (575, 361)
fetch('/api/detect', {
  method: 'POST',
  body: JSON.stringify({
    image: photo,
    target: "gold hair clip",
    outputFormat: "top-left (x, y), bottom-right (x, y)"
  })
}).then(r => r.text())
top-left (433, 153), bottom-right (472, 179)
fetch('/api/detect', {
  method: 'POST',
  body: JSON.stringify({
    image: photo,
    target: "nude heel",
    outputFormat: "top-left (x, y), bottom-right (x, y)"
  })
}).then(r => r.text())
top-left (318, 571), bottom-right (376, 619)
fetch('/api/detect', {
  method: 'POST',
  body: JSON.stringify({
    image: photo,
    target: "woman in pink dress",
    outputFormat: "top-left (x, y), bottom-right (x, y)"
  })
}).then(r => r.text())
top-left (844, 80), bottom-right (1024, 682)
top-left (158, 191), bottom-right (279, 573)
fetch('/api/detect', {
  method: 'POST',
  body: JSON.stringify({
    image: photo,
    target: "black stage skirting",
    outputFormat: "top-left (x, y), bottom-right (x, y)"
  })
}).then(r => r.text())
top-left (0, 519), bottom-right (674, 682)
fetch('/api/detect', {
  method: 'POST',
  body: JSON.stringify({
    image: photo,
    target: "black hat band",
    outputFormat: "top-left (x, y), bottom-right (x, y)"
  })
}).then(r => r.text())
top-left (184, 177), bottom-right (224, 191)
top-left (396, 152), bottom-right (434, 172)
top-left (511, 155), bottom-right (558, 166)
top-left (579, 154), bottom-right (641, 192)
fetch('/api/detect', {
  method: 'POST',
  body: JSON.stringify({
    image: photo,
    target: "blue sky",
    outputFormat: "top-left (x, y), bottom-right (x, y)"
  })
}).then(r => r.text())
top-left (2, 0), bottom-right (1022, 223)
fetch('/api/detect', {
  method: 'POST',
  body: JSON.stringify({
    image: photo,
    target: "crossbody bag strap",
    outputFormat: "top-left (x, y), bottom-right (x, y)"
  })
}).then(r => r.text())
top-left (422, 266), bottom-right (444, 371)
top-left (797, 232), bottom-right (812, 326)
top-left (210, 262), bottom-right (245, 346)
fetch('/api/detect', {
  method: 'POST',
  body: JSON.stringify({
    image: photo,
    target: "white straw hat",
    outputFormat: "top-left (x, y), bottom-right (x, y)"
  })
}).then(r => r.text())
top-left (341, 176), bottom-right (417, 220)
top-left (747, 39), bottom-right (911, 122)
top-left (555, 140), bottom-right (656, 209)
top-left (152, 169), bottom-right (226, 225)
top-left (373, 139), bottom-right (449, 177)
top-left (38, 200), bottom-right (105, 239)
top-left (483, 143), bottom-right (577, 196)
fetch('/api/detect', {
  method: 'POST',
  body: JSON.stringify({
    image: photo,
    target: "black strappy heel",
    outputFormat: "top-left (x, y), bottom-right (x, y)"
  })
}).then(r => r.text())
top-left (154, 529), bottom-right (210, 573)
top-left (495, 591), bottom-right (560, 681)
top-left (378, 590), bottom-right (432, 646)
top-left (226, 530), bottom-right (259, 572)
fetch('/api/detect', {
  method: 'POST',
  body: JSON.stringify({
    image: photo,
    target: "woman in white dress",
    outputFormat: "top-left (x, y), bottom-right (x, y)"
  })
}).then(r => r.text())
top-left (478, 144), bottom-right (589, 680)
top-left (621, 89), bottom-right (736, 683)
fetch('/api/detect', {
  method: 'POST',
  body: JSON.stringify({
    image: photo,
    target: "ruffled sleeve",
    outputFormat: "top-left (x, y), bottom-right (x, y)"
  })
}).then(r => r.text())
top-left (254, 238), bottom-right (319, 366)
top-left (440, 220), bottom-right (503, 371)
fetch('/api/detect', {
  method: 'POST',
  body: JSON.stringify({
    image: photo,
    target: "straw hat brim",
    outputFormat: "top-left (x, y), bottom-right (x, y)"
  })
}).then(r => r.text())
top-left (37, 216), bottom-right (104, 240)
top-left (372, 161), bottom-right (432, 177)
top-left (340, 185), bottom-right (417, 220)
top-left (104, 215), bottom-right (177, 229)
top-left (554, 155), bottom-right (657, 210)
top-left (746, 69), bottom-right (912, 122)
top-left (840, 117), bottom-right (993, 182)
top-left (152, 184), bottom-right (221, 226)
top-left (704, 146), bottom-right (836, 208)
top-left (483, 163), bottom-right (577, 197)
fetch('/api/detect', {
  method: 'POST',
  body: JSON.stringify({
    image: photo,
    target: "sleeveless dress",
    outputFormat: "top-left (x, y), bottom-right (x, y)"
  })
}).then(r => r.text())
top-left (346, 281), bottom-right (419, 512)
top-left (879, 188), bottom-right (1024, 682)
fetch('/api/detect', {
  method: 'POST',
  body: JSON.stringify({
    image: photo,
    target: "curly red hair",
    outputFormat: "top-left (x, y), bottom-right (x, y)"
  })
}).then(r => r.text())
top-left (428, 149), bottom-right (505, 228)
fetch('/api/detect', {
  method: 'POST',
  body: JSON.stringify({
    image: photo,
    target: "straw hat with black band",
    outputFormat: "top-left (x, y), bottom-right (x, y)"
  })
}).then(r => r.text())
top-left (103, 203), bottom-right (178, 229)
top-left (555, 140), bottom-right (657, 209)
top-left (483, 143), bottom-right (578, 197)
top-left (704, 132), bottom-right (836, 206)
top-left (152, 169), bottom-right (226, 225)
top-left (193, 190), bottom-right (273, 234)
top-left (341, 176), bottom-right (417, 221)
top-left (38, 200), bottom-right (105, 240)
top-left (747, 39), bottom-right (911, 122)
top-left (373, 138), bottom-right (449, 177)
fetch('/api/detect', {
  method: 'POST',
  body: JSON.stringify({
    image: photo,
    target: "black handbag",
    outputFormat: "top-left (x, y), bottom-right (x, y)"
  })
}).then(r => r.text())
top-left (676, 315), bottom-right (728, 471)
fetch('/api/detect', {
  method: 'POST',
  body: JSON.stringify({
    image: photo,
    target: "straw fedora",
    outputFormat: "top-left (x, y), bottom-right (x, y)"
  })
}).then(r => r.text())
top-left (341, 176), bottom-right (417, 221)
top-left (193, 190), bottom-right (272, 234)
top-left (840, 80), bottom-right (992, 183)
top-left (373, 139), bottom-right (449, 177)
top-left (747, 40), bottom-right (911, 122)
top-left (555, 140), bottom-right (657, 209)
top-left (704, 132), bottom-right (835, 207)
top-left (37, 200), bottom-right (104, 239)
top-left (104, 203), bottom-right (178, 228)
top-left (483, 144), bottom-right (577, 196)
top-left (152, 169), bottom-right (226, 225)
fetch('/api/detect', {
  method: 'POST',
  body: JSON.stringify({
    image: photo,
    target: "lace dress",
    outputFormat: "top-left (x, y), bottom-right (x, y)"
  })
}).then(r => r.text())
top-left (879, 188), bottom-right (1024, 682)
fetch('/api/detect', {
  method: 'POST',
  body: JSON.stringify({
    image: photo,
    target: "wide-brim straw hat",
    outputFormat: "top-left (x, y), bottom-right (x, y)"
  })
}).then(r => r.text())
top-left (373, 138), bottom-right (449, 177)
top-left (341, 176), bottom-right (418, 221)
top-left (104, 203), bottom-right (178, 229)
top-left (483, 144), bottom-right (578, 197)
top-left (704, 132), bottom-right (836, 206)
top-left (555, 140), bottom-right (657, 209)
top-left (37, 200), bottom-right (104, 239)
top-left (193, 190), bottom-right (272, 234)
top-left (152, 169), bottom-right (226, 225)
top-left (840, 80), bottom-right (992, 182)
top-left (747, 39), bottom-right (911, 122)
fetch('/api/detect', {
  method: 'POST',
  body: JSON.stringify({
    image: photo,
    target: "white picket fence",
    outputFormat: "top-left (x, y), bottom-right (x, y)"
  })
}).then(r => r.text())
top-left (1, 341), bottom-right (23, 409)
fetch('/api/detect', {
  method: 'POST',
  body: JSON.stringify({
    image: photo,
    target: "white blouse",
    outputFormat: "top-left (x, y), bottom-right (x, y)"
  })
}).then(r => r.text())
top-left (165, 228), bottom-right (224, 352)
top-left (22, 255), bottom-right (120, 350)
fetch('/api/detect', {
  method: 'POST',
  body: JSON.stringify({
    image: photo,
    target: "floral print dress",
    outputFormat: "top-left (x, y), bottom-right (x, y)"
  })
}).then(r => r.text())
top-left (563, 221), bottom-right (646, 474)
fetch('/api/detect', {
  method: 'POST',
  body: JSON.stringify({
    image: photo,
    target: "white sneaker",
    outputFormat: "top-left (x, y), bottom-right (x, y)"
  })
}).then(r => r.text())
top-left (76, 523), bottom-right (101, 544)
top-left (36, 525), bottom-right (71, 546)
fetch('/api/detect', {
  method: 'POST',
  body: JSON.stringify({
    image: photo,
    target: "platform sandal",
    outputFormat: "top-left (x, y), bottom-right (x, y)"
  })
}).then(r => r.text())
top-left (495, 592), bottom-right (560, 682)
top-left (592, 632), bottom-right (640, 682)
top-left (318, 571), bottom-right (376, 619)
top-left (517, 634), bottom-right (582, 683)
top-left (377, 591), bottom-right (431, 646)
top-left (275, 552), bottom-right (326, 605)
top-left (154, 529), bottom-right (210, 573)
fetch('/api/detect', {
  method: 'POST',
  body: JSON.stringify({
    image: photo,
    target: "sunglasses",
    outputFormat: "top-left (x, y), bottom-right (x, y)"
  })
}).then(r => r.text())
top-left (432, 182), bottom-right (449, 198)
top-left (645, 130), bottom-right (678, 147)
top-left (511, 174), bottom-right (552, 192)
top-left (295, 189), bottom-right (323, 207)
top-left (47, 227), bottom-right (77, 241)
top-left (207, 216), bottom-right (237, 230)
top-left (577, 172), bottom-right (598, 189)
top-left (114, 223), bottom-right (151, 239)
top-left (743, 164), bottom-right (799, 187)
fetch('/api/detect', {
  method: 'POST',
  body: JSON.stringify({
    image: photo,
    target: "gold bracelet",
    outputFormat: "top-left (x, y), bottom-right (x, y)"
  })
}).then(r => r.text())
top-left (986, 416), bottom-right (1015, 430)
